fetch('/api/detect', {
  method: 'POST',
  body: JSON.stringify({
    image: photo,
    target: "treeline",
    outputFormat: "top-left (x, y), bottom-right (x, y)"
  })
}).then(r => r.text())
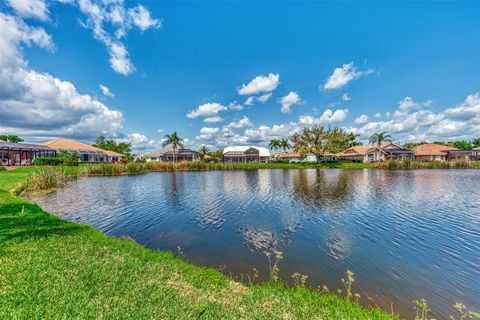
top-left (403, 138), bottom-right (480, 150)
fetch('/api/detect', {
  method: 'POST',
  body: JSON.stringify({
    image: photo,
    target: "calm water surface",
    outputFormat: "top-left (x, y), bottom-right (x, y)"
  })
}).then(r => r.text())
top-left (29, 169), bottom-right (480, 319)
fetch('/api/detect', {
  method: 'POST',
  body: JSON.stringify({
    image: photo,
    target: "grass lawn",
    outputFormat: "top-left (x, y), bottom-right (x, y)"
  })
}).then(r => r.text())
top-left (0, 167), bottom-right (394, 319)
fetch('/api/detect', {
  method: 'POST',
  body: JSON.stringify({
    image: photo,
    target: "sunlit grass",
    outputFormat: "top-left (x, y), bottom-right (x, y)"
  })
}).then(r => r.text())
top-left (0, 167), bottom-right (395, 319)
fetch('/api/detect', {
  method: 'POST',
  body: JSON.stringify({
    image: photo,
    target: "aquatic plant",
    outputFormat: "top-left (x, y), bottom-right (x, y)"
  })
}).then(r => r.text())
top-left (413, 298), bottom-right (430, 320)
top-left (23, 168), bottom-right (66, 192)
top-left (375, 160), bottom-right (478, 170)
top-left (342, 270), bottom-right (355, 302)
top-left (451, 303), bottom-right (480, 320)
top-left (291, 272), bottom-right (308, 287)
top-left (266, 250), bottom-right (283, 283)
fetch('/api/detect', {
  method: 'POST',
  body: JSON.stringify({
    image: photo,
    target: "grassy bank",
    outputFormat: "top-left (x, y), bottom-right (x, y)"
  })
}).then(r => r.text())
top-left (374, 159), bottom-right (480, 169)
top-left (79, 161), bottom-right (375, 176)
top-left (0, 167), bottom-right (394, 319)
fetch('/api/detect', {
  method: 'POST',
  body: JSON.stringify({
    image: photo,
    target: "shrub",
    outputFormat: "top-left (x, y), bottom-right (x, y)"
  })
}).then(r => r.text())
top-left (23, 168), bottom-right (66, 192)
top-left (57, 151), bottom-right (80, 166)
top-left (375, 159), bottom-right (477, 170)
top-left (34, 157), bottom-right (64, 166)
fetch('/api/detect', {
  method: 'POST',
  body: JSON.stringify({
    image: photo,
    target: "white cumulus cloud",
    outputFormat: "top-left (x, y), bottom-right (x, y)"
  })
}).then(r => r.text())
top-left (298, 109), bottom-right (348, 126)
top-left (187, 103), bottom-right (227, 119)
top-left (238, 73), bottom-right (280, 95)
top-left (99, 84), bottom-right (114, 97)
top-left (279, 91), bottom-right (301, 113)
top-left (5, 0), bottom-right (49, 21)
top-left (323, 62), bottom-right (374, 90)
top-left (354, 114), bottom-right (369, 124)
top-left (0, 12), bottom-right (123, 141)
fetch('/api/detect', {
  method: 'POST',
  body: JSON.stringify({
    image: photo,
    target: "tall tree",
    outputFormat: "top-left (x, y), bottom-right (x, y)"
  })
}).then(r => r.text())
top-left (452, 140), bottom-right (473, 150)
top-left (369, 131), bottom-right (392, 149)
top-left (280, 138), bottom-right (291, 152)
top-left (472, 138), bottom-right (480, 148)
top-left (291, 126), bottom-right (350, 162)
top-left (162, 132), bottom-right (184, 163)
top-left (198, 145), bottom-right (210, 160)
top-left (0, 135), bottom-right (24, 143)
top-left (347, 133), bottom-right (360, 147)
top-left (92, 135), bottom-right (132, 158)
top-left (269, 139), bottom-right (281, 151)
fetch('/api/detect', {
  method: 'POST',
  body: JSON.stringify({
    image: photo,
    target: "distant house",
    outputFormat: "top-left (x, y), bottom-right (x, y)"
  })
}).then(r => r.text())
top-left (223, 146), bottom-right (271, 163)
top-left (142, 145), bottom-right (197, 162)
top-left (40, 138), bottom-right (123, 162)
top-left (338, 142), bottom-right (414, 162)
top-left (279, 151), bottom-right (337, 163)
top-left (0, 141), bottom-right (56, 166)
top-left (413, 144), bottom-right (470, 162)
top-left (472, 147), bottom-right (480, 161)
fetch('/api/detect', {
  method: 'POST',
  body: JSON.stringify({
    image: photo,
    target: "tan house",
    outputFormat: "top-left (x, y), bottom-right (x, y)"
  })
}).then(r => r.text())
top-left (413, 144), bottom-right (467, 162)
top-left (338, 142), bottom-right (414, 162)
top-left (40, 138), bottom-right (123, 162)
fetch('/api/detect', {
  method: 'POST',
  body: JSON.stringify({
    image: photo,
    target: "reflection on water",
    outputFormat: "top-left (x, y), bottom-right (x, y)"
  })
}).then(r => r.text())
top-left (28, 169), bottom-right (480, 319)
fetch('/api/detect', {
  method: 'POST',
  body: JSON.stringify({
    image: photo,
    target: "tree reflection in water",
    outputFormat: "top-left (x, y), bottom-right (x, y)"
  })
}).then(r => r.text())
top-left (292, 169), bottom-right (352, 213)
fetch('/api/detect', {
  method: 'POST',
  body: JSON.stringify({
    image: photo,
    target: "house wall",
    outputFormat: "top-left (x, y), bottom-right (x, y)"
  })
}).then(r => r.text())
top-left (339, 155), bottom-right (365, 161)
top-left (1, 149), bottom-right (55, 166)
top-left (364, 151), bottom-right (385, 162)
top-left (415, 155), bottom-right (446, 162)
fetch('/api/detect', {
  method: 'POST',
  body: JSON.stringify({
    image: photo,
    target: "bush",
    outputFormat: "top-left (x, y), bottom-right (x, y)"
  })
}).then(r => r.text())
top-left (375, 159), bottom-right (477, 169)
top-left (57, 151), bottom-right (80, 166)
top-left (34, 157), bottom-right (64, 166)
top-left (23, 168), bottom-right (66, 192)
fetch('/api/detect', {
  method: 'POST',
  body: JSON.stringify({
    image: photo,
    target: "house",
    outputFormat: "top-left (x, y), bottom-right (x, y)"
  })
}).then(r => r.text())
top-left (223, 146), bottom-right (271, 163)
top-left (142, 145), bottom-right (197, 162)
top-left (279, 151), bottom-right (337, 163)
top-left (40, 138), bottom-right (123, 162)
top-left (338, 142), bottom-right (414, 162)
top-left (0, 141), bottom-right (56, 166)
top-left (413, 144), bottom-right (468, 162)
top-left (472, 147), bottom-right (480, 161)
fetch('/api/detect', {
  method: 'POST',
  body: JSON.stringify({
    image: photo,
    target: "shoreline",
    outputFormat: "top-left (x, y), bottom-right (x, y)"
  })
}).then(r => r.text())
top-left (0, 167), bottom-right (398, 319)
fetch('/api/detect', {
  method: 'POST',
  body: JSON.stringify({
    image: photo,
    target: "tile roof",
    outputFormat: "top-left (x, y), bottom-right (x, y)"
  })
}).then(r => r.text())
top-left (40, 138), bottom-right (123, 156)
top-left (280, 151), bottom-right (301, 158)
top-left (338, 145), bottom-right (378, 156)
top-left (413, 144), bottom-right (459, 156)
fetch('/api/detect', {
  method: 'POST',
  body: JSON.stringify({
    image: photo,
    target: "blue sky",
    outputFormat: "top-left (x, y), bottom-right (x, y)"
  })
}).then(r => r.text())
top-left (1, 0), bottom-right (479, 152)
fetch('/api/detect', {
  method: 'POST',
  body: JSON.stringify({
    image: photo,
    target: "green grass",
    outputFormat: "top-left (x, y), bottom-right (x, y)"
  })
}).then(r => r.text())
top-left (79, 161), bottom-right (375, 176)
top-left (0, 167), bottom-right (395, 319)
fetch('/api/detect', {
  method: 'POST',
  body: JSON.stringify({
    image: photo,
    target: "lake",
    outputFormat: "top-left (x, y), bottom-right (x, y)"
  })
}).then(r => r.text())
top-left (28, 169), bottom-right (480, 319)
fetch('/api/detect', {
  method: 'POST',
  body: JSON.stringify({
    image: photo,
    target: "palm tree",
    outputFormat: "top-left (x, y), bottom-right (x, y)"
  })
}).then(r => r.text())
top-left (162, 132), bottom-right (184, 163)
top-left (347, 133), bottom-right (360, 147)
top-left (269, 139), bottom-right (281, 151)
top-left (280, 138), bottom-right (291, 152)
top-left (198, 145), bottom-right (210, 160)
top-left (369, 131), bottom-right (391, 149)
top-left (472, 138), bottom-right (480, 148)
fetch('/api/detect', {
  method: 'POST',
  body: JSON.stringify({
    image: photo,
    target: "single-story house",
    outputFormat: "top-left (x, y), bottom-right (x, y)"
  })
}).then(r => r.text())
top-left (40, 138), bottom-right (123, 162)
top-left (472, 147), bottom-right (480, 161)
top-left (0, 141), bottom-right (56, 166)
top-left (142, 145), bottom-right (197, 162)
top-left (413, 144), bottom-right (468, 162)
top-left (223, 146), bottom-right (271, 163)
top-left (279, 151), bottom-right (337, 163)
top-left (338, 142), bottom-right (414, 162)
